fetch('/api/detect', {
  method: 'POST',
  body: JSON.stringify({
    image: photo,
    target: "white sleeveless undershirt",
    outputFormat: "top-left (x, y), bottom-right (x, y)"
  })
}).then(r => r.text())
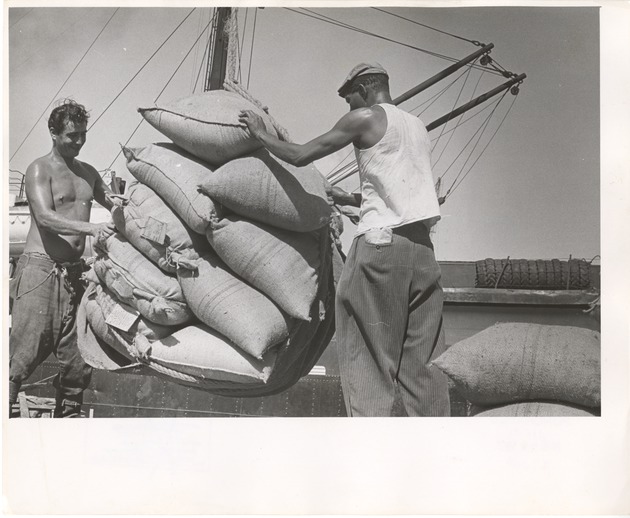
top-left (355, 103), bottom-right (440, 236)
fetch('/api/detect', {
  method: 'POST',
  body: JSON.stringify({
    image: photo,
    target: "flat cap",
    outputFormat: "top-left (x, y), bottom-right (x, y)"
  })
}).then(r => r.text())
top-left (337, 62), bottom-right (388, 97)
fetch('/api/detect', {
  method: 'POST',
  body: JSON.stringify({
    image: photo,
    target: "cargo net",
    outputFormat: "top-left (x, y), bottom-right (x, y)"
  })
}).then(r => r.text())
top-left (475, 258), bottom-right (591, 290)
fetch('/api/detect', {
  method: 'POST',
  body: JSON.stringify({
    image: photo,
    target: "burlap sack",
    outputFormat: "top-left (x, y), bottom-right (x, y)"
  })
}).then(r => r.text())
top-left (471, 401), bottom-right (598, 417)
top-left (77, 282), bottom-right (137, 370)
top-left (94, 233), bottom-right (193, 326)
top-left (431, 323), bottom-right (600, 408)
top-left (123, 143), bottom-right (217, 234)
top-left (177, 249), bottom-right (291, 359)
top-left (138, 90), bottom-right (278, 166)
top-left (132, 325), bottom-right (276, 383)
top-left (199, 150), bottom-right (332, 232)
top-left (92, 283), bottom-right (175, 342)
top-left (206, 215), bottom-right (320, 321)
top-left (112, 181), bottom-right (208, 273)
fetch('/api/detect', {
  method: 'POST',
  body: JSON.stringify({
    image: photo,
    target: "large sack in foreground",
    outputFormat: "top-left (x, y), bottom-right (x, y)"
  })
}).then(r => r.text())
top-left (94, 233), bottom-right (193, 326)
top-left (81, 283), bottom-right (173, 365)
top-left (206, 216), bottom-right (320, 321)
top-left (199, 150), bottom-right (332, 232)
top-left (177, 250), bottom-right (291, 359)
top-left (112, 181), bottom-right (208, 273)
top-left (470, 401), bottom-right (598, 417)
top-left (432, 323), bottom-right (600, 408)
top-left (132, 325), bottom-right (276, 383)
top-left (123, 143), bottom-right (217, 234)
top-left (138, 91), bottom-right (279, 166)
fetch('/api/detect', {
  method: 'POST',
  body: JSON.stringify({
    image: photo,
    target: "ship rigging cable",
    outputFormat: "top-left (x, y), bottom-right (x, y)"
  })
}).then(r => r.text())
top-left (192, 10), bottom-right (216, 94)
top-left (91, 8), bottom-right (197, 130)
top-left (371, 7), bottom-right (479, 45)
top-left (247, 7), bottom-right (259, 90)
top-left (445, 91), bottom-right (518, 198)
top-left (106, 11), bottom-right (214, 170)
top-left (9, 8), bottom-right (33, 28)
top-left (10, 8), bottom-right (120, 163)
top-left (284, 7), bottom-right (503, 77)
top-left (430, 57), bottom-right (479, 158)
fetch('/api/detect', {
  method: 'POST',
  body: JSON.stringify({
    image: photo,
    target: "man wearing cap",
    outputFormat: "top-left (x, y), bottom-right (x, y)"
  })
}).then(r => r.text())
top-left (239, 63), bottom-right (450, 417)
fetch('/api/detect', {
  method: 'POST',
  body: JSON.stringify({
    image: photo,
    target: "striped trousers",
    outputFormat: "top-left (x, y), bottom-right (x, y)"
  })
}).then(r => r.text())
top-left (336, 221), bottom-right (450, 417)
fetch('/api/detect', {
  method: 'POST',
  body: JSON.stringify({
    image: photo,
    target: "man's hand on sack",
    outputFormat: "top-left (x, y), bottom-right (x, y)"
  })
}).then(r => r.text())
top-left (107, 192), bottom-right (128, 208)
top-left (238, 110), bottom-right (267, 138)
top-left (90, 220), bottom-right (116, 242)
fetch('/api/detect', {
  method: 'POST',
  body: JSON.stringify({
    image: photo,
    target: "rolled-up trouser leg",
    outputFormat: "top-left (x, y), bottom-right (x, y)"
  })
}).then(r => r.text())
top-left (9, 255), bottom-right (57, 404)
top-left (53, 268), bottom-right (91, 417)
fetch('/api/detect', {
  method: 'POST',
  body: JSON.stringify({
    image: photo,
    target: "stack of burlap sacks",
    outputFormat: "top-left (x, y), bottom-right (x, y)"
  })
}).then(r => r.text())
top-left (77, 90), bottom-right (342, 397)
top-left (431, 323), bottom-right (601, 416)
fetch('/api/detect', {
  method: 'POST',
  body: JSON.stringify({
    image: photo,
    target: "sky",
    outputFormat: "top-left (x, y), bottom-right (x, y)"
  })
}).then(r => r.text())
top-left (6, 3), bottom-right (602, 262)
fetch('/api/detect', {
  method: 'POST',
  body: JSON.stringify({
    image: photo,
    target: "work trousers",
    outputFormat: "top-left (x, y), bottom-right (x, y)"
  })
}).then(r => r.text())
top-left (336, 222), bottom-right (450, 417)
top-left (9, 253), bottom-right (92, 407)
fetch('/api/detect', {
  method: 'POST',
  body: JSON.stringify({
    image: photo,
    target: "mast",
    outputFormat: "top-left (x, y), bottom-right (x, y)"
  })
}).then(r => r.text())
top-left (205, 7), bottom-right (232, 91)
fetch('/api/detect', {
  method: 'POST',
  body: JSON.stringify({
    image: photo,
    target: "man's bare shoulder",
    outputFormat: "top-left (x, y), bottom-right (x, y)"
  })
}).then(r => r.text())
top-left (25, 155), bottom-right (55, 179)
top-left (337, 107), bottom-right (382, 130)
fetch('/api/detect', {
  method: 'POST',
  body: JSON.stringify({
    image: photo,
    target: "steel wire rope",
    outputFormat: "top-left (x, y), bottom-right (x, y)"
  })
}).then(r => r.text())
top-left (405, 67), bottom-right (472, 115)
top-left (325, 149), bottom-right (357, 180)
top-left (447, 91), bottom-right (518, 197)
top-left (9, 8), bottom-right (33, 28)
top-left (9, 8), bottom-right (120, 163)
top-left (192, 10), bottom-right (216, 94)
top-left (432, 61), bottom-right (485, 167)
top-left (9, 9), bottom-right (95, 73)
top-left (105, 11), bottom-right (212, 170)
top-left (430, 57), bottom-right (477, 155)
top-left (237, 8), bottom-right (250, 84)
top-left (90, 8), bottom-right (197, 130)
top-left (288, 8), bottom-right (455, 63)
top-left (437, 89), bottom-right (511, 201)
top-left (285, 8), bottom-right (503, 76)
top-left (437, 92), bottom-right (507, 187)
top-left (247, 7), bottom-right (259, 89)
top-left (189, 9), bottom-right (206, 93)
top-left (371, 7), bottom-right (479, 45)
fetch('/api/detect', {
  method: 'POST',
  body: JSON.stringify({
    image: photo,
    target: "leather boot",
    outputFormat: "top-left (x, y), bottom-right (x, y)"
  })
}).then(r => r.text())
top-left (53, 395), bottom-right (83, 418)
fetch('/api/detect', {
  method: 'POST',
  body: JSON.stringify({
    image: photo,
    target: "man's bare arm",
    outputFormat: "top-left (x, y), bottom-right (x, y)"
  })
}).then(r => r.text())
top-left (239, 109), bottom-right (373, 167)
top-left (25, 163), bottom-right (107, 237)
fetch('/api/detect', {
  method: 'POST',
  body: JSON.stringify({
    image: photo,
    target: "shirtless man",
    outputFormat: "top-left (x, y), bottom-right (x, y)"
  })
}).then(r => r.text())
top-left (9, 100), bottom-right (124, 418)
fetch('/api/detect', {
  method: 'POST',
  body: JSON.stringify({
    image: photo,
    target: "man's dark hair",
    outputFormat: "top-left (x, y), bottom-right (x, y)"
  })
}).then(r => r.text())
top-left (348, 73), bottom-right (389, 96)
top-left (48, 99), bottom-right (90, 135)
